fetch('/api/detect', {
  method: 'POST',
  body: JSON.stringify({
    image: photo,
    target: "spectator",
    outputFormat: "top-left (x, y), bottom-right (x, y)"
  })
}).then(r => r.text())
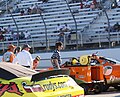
top-left (24, 30), bottom-right (31, 39)
top-left (111, 0), bottom-right (118, 9)
top-left (51, 42), bottom-right (63, 69)
top-left (15, 44), bottom-right (33, 68)
top-left (80, 1), bottom-right (84, 9)
top-left (27, 7), bottom-right (32, 15)
top-left (0, 26), bottom-right (6, 34)
top-left (93, 0), bottom-right (97, 5)
top-left (2, 44), bottom-right (16, 63)
top-left (11, 32), bottom-right (17, 40)
top-left (84, 0), bottom-right (91, 8)
top-left (90, 3), bottom-right (95, 11)
top-left (62, 23), bottom-right (71, 32)
top-left (0, 32), bottom-right (4, 41)
top-left (117, 0), bottom-right (120, 8)
top-left (58, 32), bottom-right (64, 43)
top-left (55, 24), bottom-right (63, 33)
top-left (105, 0), bottom-right (112, 9)
top-left (14, 5), bottom-right (20, 13)
top-left (7, 25), bottom-right (13, 34)
top-left (31, 4), bottom-right (37, 14)
top-left (113, 22), bottom-right (120, 31)
top-left (20, 8), bottom-right (25, 16)
top-left (32, 56), bottom-right (41, 70)
top-left (19, 31), bottom-right (25, 39)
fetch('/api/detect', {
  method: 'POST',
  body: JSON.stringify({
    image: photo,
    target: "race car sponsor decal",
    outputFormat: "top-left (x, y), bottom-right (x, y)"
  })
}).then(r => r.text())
top-left (0, 82), bottom-right (23, 96)
top-left (43, 81), bottom-right (67, 91)
top-left (103, 66), bottom-right (112, 75)
top-left (57, 94), bottom-right (84, 97)
top-left (22, 81), bottom-right (68, 92)
top-left (57, 94), bottom-right (71, 97)
top-left (22, 82), bottom-right (44, 93)
top-left (109, 75), bottom-right (120, 82)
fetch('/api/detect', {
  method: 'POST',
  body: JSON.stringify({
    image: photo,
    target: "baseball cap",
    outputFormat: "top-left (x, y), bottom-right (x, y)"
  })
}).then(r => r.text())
top-left (8, 44), bottom-right (16, 49)
top-left (22, 44), bottom-right (31, 49)
top-left (35, 56), bottom-right (41, 61)
top-left (15, 46), bottom-right (21, 52)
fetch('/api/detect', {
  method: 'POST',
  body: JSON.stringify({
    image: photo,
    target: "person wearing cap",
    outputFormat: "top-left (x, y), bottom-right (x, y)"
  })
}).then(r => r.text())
top-left (2, 44), bottom-right (16, 63)
top-left (14, 46), bottom-right (22, 55)
top-left (32, 56), bottom-right (41, 70)
top-left (15, 44), bottom-right (33, 68)
top-left (51, 41), bottom-right (63, 69)
top-left (12, 46), bottom-right (22, 64)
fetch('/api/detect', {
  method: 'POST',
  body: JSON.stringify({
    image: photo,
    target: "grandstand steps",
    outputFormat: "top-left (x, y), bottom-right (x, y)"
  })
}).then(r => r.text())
top-left (0, 0), bottom-right (107, 49)
top-left (85, 8), bottom-right (120, 45)
top-left (86, 8), bottom-right (120, 33)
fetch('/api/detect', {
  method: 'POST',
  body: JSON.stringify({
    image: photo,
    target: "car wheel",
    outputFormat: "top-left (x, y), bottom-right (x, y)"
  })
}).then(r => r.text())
top-left (102, 84), bottom-right (109, 92)
top-left (93, 84), bottom-right (102, 94)
top-left (114, 85), bottom-right (120, 90)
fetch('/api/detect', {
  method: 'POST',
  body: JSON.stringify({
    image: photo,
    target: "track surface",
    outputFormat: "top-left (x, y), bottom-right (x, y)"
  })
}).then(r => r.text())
top-left (85, 87), bottom-right (120, 97)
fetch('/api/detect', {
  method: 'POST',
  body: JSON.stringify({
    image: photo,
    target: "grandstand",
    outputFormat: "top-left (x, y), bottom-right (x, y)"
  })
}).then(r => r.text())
top-left (0, 0), bottom-right (120, 52)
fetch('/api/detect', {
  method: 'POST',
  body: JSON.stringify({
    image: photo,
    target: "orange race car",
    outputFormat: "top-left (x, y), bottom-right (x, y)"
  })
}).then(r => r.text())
top-left (60, 53), bottom-right (120, 94)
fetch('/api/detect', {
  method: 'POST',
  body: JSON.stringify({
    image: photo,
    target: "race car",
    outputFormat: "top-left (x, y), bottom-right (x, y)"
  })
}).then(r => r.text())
top-left (61, 53), bottom-right (120, 94)
top-left (0, 62), bottom-right (84, 97)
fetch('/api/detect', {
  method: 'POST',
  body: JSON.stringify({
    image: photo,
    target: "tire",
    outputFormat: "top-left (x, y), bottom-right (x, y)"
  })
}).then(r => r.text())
top-left (102, 85), bottom-right (109, 92)
top-left (80, 84), bottom-right (89, 95)
top-left (93, 84), bottom-right (103, 94)
top-left (114, 85), bottom-right (120, 90)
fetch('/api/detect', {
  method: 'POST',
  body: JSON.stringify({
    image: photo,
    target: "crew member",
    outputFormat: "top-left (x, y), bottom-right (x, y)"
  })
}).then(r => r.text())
top-left (51, 41), bottom-right (63, 69)
top-left (16, 44), bottom-right (33, 68)
top-left (14, 46), bottom-right (21, 55)
top-left (32, 56), bottom-right (41, 70)
top-left (12, 46), bottom-right (22, 64)
top-left (2, 44), bottom-right (16, 63)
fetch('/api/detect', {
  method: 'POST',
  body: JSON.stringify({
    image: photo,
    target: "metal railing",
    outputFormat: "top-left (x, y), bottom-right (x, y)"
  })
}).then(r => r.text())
top-left (1, 30), bottom-right (120, 52)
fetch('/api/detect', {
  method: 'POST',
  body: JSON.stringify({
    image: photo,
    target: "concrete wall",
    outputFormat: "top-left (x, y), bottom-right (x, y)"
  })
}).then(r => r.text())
top-left (33, 47), bottom-right (120, 68)
top-left (1, 47), bottom-right (120, 68)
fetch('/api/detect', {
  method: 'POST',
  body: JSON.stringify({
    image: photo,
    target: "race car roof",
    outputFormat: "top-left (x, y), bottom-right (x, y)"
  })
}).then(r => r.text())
top-left (0, 62), bottom-right (38, 80)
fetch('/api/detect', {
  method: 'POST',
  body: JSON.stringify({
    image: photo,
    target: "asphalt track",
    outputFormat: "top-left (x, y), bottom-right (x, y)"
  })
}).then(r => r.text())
top-left (85, 87), bottom-right (120, 97)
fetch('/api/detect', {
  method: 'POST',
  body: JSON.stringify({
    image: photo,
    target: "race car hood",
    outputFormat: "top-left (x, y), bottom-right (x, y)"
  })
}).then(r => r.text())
top-left (0, 62), bottom-right (37, 80)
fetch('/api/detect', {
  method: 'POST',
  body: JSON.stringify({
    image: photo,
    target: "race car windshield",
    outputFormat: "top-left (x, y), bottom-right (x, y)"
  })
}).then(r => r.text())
top-left (105, 57), bottom-right (120, 64)
top-left (100, 57), bottom-right (120, 64)
top-left (0, 62), bottom-right (38, 80)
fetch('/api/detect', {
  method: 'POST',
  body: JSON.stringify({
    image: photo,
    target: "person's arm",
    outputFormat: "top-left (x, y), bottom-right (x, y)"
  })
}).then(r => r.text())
top-left (32, 59), bottom-right (39, 70)
top-left (2, 55), bottom-right (4, 62)
top-left (28, 53), bottom-right (33, 69)
top-left (10, 53), bottom-right (15, 63)
top-left (51, 58), bottom-right (60, 69)
top-left (12, 57), bottom-right (18, 64)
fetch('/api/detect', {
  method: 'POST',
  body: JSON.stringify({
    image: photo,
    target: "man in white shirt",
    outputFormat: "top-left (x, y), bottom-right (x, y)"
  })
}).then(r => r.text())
top-left (24, 30), bottom-right (31, 39)
top-left (62, 23), bottom-right (71, 32)
top-left (15, 44), bottom-right (33, 68)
